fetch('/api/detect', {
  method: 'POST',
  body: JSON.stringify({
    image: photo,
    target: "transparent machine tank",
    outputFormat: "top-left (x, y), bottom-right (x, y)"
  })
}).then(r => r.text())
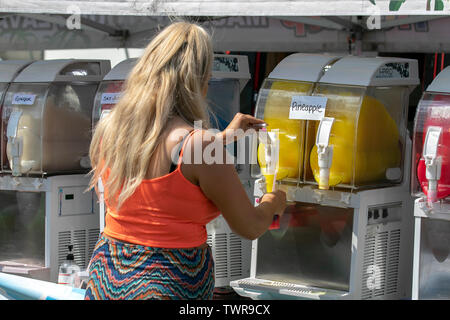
top-left (231, 55), bottom-right (420, 300)
top-left (1, 59), bottom-right (110, 176)
top-left (412, 68), bottom-right (450, 208)
top-left (254, 53), bottom-right (341, 192)
top-left (306, 57), bottom-right (418, 190)
top-left (0, 60), bottom-right (33, 174)
top-left (92, 58), bottom-right (137, 127)
top-left (411, 66), bottom-right (450, 300)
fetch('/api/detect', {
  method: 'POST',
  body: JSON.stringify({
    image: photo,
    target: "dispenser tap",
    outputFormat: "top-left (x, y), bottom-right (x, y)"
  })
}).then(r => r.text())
top-left (6, 110), bottom-right (23, 177)
top-left (8, 137), bottom-right (22, 177)
top-left (258, 129), bottom-right (279, 193)
top-left (423, 126), bottom-right (442, 205)
top-left (315, 117), bottom-right (335, 190)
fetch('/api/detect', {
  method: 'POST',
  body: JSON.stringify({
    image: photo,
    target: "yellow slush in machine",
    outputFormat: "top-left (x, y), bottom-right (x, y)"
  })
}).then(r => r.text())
top-left (252, 53), bottom-right (341, 192)
top-left (0, 59), bottom-right (110, 282)
top-left (231, 55), bottom-right (419, 300)
top-left (411, 66), bottom-right (450, 299)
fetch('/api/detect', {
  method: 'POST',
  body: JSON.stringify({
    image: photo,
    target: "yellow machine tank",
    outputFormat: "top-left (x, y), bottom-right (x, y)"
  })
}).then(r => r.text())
top-left (257, 80), bottom-right (311, 191)
top-left (305, 56), bottom-right (418, 190)
top-left (309, 92), bottom-right (401, 188)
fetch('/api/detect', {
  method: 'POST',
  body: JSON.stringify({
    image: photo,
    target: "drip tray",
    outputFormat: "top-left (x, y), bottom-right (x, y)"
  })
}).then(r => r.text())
top-left (230, 278), bottom-right (348, 300)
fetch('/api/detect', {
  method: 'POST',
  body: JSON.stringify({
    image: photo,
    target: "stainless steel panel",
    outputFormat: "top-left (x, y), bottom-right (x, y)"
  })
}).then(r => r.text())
top-left (256, 203), bottom-right (353, 291)
top-left (0, 191), bottom-right (45, 266)
top-left (418, 218), bottom-right (450, 299)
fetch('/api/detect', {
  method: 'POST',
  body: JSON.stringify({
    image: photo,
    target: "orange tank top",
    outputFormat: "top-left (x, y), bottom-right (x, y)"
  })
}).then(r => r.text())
top-left (103, 129), bottom-right (220, 248)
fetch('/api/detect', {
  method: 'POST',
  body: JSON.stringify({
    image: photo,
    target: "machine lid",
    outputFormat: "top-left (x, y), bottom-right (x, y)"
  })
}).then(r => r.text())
top-left (0, 60), bottom-right (33, 83)
top-left (427, 66), bottom-right (450, 94)
top-left (268, 53), bottom-right (341, 83)
top-left (318, 56), bottom-right (420, 88)
top-left (103, 58), bottom-right (138, 81)
top-left (211, 54), bottom-right (251, 92)
top-left (13, 59), bottom-right (111, 83)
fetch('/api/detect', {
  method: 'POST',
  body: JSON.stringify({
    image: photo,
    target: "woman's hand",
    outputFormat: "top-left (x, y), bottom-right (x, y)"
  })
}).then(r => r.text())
top-left (260, 189), bottom-right (287, 217)
top-left (216, 113), bottom-right (266, 143)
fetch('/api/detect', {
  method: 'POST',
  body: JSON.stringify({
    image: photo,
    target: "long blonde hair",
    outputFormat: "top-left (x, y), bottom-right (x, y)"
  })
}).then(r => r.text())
top-left (89, 21), bottom-right (213, 209)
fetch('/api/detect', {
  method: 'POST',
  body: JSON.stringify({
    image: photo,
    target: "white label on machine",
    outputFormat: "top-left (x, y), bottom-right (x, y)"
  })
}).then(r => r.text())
top-left (213, 56), bottom-right (239, 73)
top-left (12, 94), bottom-right (36, 105)
top-left (100, 92), bottom-right (121, 105)
top-left (289, 96), bottom-right (327, 121)
top-left (375, 62), bottom-right (410, 79)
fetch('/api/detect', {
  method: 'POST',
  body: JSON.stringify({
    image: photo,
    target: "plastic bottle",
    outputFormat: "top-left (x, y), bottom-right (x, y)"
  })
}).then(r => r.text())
top-left (57, 245), bottom-right (81, 287)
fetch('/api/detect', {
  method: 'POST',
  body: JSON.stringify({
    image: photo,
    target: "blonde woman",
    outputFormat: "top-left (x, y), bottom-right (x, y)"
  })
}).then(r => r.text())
top-left (84, 21), bottom-right (286, 300)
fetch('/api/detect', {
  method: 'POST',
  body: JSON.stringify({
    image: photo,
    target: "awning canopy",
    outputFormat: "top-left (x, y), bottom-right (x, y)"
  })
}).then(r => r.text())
top-left (1, 0), bottom-right (449, 16)
top-left (0, 1), bottom-right (449, 53)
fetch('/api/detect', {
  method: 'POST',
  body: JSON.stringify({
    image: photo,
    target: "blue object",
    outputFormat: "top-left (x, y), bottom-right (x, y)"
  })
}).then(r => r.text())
top-left (0, 272), bottom-right (86, 300)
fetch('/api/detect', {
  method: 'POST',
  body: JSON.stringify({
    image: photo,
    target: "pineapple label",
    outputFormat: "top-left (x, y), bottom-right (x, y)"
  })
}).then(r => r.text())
top-left (289, 95), bottom-right (327, 121)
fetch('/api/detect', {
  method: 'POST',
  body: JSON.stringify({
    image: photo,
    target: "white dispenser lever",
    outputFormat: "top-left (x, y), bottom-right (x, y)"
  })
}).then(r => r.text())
top-left (316, 117), bottom-right (335, 190)
top-left (423, 126), bottom-right (442, 205)
top-left (265, 130), bottom-right (280, 193)
top-left (100, 109), bottom-right (111, 120)
top-left (256, 129), bottom-right (280, 193)
top-left (6, 110), bottom-right (23, 176)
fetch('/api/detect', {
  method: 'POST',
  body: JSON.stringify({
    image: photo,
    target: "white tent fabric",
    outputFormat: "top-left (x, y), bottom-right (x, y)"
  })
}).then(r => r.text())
top-left (0, 14), bottom-right (449, 52)
top-left (0, 1), bottom-right (449, 52)
top-left (1, 0), bottom-right (450, 16)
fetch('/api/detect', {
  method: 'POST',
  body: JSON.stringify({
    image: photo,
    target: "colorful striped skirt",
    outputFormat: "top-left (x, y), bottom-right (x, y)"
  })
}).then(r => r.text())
top-left (84, 234), bottom-right (215, 300)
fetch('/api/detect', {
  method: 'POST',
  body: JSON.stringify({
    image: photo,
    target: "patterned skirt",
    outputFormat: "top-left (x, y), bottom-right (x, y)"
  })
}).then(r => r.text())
top-left (84, 234), bottom-right (215, 300)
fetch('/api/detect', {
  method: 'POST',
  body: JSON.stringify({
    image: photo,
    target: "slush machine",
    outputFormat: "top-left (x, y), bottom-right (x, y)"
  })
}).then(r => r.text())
top-left (0, 59), bottom-right (110, 282)
top-left (411, 66), bottom-right (450, 299)
top-left (92, 54), bottom-right (253, 288)
top-left (231, 55), bottom-right (419, 300)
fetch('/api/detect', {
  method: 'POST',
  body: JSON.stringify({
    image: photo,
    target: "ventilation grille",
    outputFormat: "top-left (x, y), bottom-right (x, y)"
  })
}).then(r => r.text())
top-left (88, 229), bottom-right (100, 258)
top-left (73, 230), bottom-right (86, 268)
top-left (229, 234), bottom-right (243, 277)
top-left (386, 230), bottom-right (401, 295)
top-left (58, 228), bottom-right (100, 270)
top-left (361, 229), bottom-right (401, 299)
top-left (214, 233), bottom-right (228, 279)
top-left (206, 234), bottom-right (213, 247)
top-left (209, 232), bottom-right (246, 281)
top-left (57, 231), bottom-right (72, 268)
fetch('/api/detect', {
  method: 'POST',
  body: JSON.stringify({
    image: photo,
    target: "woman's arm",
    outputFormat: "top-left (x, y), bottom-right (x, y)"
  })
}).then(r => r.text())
top-left (197, 160), bottom-right (286, 240)
top-left (181, 129), bottom-right (286, 240)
